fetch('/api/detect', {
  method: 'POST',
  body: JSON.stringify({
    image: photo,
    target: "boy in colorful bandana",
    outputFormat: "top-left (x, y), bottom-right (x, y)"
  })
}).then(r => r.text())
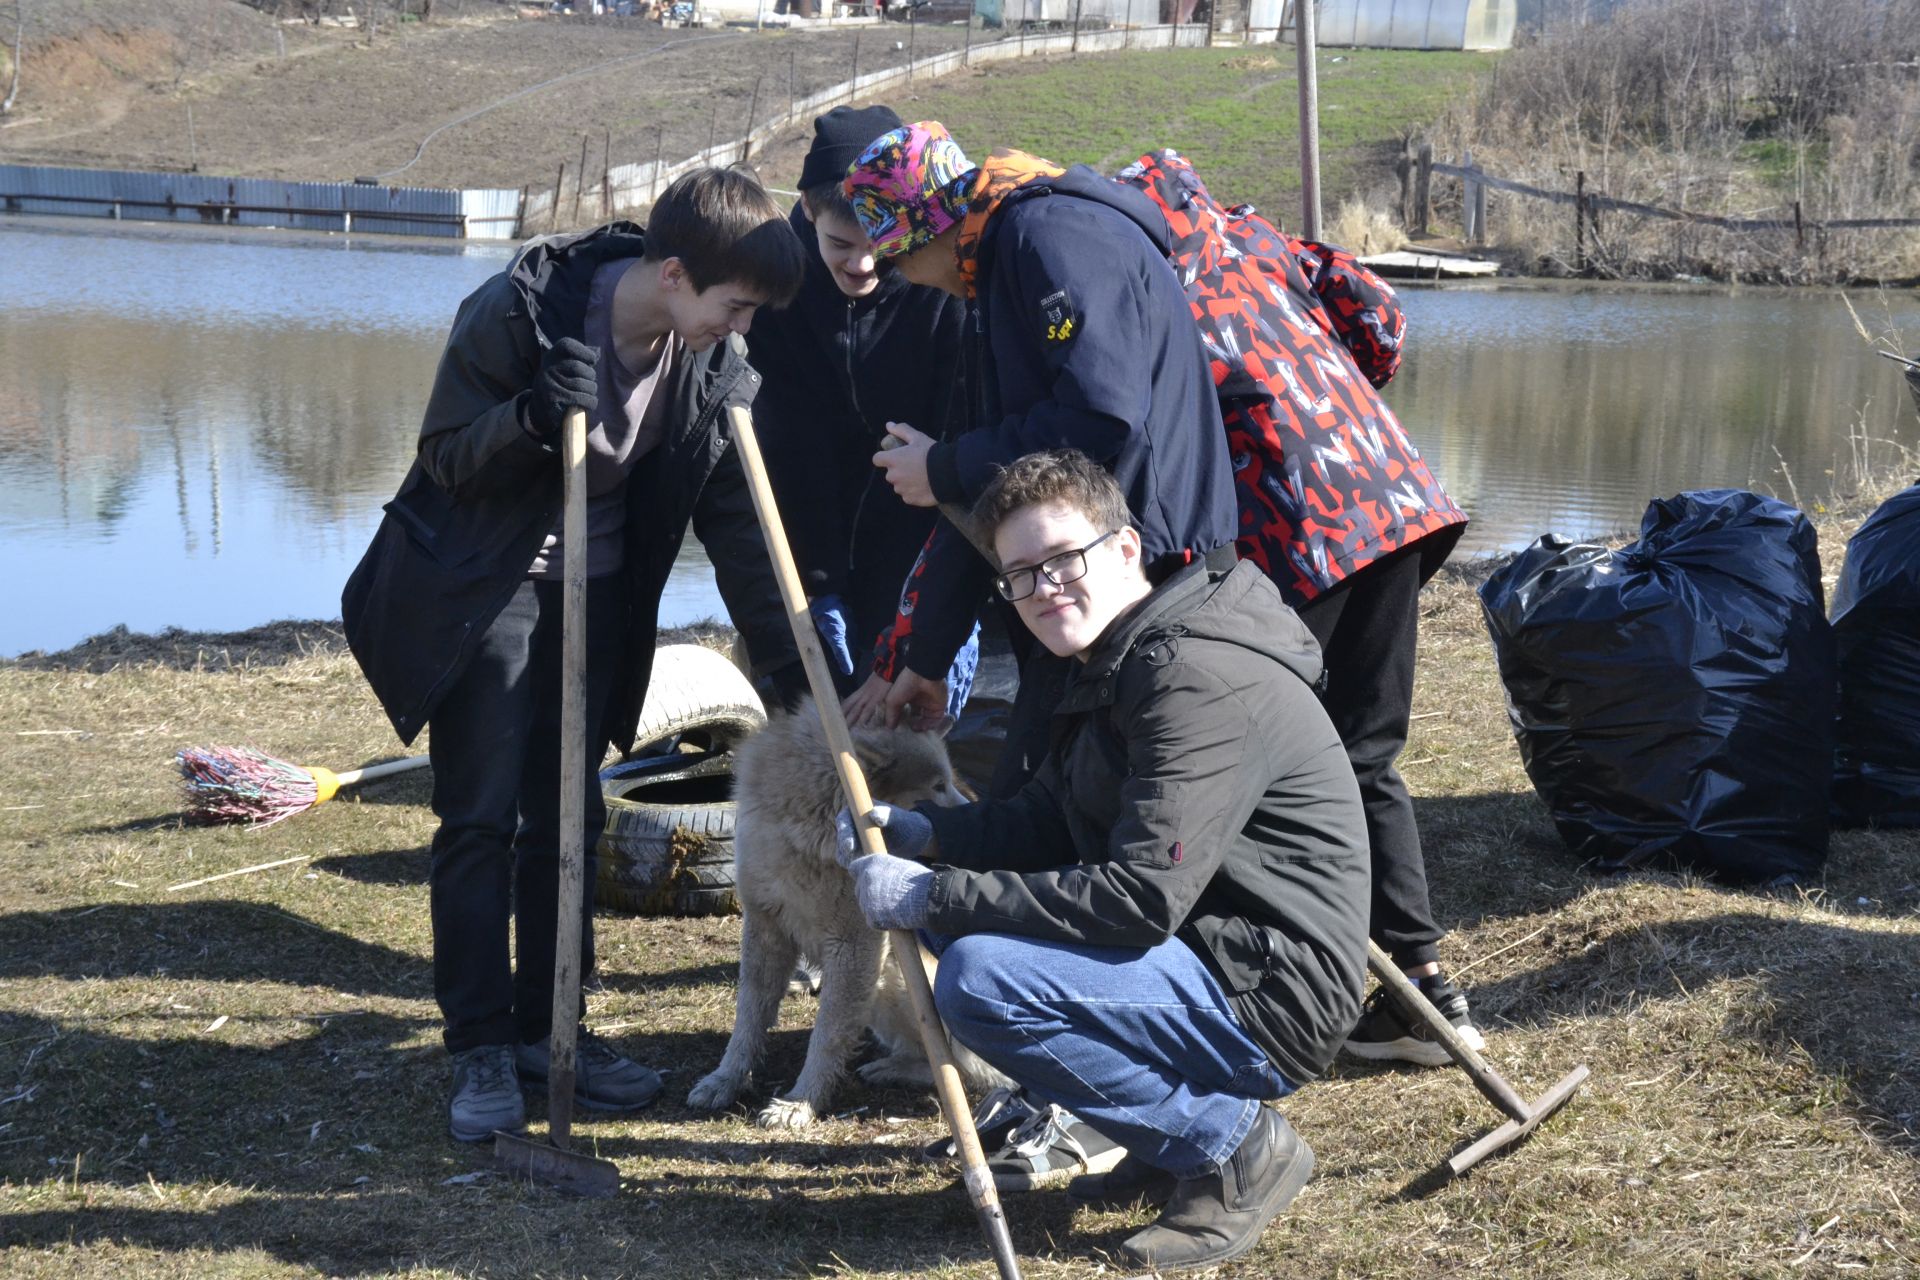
top-left (839, 121), bottom-right (1237, 799)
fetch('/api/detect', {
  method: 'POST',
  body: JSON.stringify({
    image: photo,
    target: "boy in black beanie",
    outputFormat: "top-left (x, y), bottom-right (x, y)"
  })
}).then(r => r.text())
top-left (746, 105), bottom-right (980, 711)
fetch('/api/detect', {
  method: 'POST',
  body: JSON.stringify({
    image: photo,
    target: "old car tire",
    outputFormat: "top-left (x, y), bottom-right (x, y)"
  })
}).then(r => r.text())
top-left (596, 768), bottom-right (739, 917)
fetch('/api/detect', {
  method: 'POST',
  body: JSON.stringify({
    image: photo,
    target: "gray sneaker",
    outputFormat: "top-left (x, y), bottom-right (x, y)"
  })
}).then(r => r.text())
top-left (516, 1028), bottom-right (663, 1113)
top-left (986, 1102), bottom-right (1126, 1192)
top-left (449, 1044), bottom-right (525, 1143)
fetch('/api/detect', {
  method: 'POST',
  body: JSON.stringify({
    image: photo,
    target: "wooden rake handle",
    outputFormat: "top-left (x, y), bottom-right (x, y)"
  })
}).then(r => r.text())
top-left (549, 406), bottom-right (592, 1149)
top-left (730, 405), bottom-right (1023, 1280)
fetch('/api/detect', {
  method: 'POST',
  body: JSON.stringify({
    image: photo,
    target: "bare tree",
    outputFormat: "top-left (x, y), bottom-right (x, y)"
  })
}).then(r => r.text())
top-left (1, 1), bottom-right (23, 115)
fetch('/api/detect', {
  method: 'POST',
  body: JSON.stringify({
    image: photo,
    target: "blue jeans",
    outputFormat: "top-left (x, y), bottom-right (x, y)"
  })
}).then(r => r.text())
top-left (932, 933), bottom-right (1296, 1179)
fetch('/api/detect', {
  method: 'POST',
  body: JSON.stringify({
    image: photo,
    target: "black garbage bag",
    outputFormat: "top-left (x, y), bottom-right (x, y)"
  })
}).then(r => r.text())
top-left (1831, 482), bottom-right (1920, 826)
top-left (1478, 489), bottom-right (1835, 883)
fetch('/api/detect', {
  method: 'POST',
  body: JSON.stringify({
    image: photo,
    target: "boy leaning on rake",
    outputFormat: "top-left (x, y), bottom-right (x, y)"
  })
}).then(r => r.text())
top-left (342, 168), bottom-right (810, 1143)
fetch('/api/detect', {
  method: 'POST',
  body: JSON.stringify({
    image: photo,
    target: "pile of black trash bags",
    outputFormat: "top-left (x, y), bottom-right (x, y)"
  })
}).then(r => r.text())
top-left (1479, 484), bottom-right (1920, 885)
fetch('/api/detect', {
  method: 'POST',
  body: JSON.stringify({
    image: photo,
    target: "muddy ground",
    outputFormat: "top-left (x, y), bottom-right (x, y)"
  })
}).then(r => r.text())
top-left (2, 2), bottom-right (971, 192)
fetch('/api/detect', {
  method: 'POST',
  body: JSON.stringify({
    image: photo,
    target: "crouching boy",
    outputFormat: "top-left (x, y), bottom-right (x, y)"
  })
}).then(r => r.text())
top-left (834, 449), bottom-right (1370, 1271)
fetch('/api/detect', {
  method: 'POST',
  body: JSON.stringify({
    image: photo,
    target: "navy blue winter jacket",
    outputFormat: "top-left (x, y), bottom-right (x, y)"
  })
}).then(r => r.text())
top-left (887, 164), bottom-right (1237, 682)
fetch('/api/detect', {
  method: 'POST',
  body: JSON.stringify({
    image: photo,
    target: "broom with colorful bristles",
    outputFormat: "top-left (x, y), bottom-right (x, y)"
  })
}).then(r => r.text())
top-left (177, 746), bottom-right (430, 827)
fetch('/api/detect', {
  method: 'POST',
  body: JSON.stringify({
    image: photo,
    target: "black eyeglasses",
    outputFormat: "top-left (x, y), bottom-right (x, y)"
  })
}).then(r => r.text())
top-left (993, 531), bottom-right (1118, 602)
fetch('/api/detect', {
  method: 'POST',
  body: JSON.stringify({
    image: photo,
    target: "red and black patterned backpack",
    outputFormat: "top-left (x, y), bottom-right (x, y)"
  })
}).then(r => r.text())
top-left (1115, 150), bottom-right (1466, 604)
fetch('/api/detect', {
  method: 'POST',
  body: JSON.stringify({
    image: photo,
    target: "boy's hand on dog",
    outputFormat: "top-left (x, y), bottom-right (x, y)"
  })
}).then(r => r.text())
top-left (835, 803), bottom-right (936, 868)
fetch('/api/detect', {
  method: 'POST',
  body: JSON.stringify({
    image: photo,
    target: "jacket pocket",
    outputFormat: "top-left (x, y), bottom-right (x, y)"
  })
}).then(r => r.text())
top-left (1185, 913), bottom-right (1271, 995)
top-left (384, 478), bottom-right (550, 574)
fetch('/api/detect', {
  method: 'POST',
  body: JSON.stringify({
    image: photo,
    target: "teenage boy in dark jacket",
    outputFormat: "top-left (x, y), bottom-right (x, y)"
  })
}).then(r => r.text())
top-left (342, 168), bottom-right (807, 1143)
top-left (840, 121), bottom-right (1236, 792)
top-left (834, 450), bottom-right (1369, 1273)
top-left (746, 105), bottom-right (979, 709)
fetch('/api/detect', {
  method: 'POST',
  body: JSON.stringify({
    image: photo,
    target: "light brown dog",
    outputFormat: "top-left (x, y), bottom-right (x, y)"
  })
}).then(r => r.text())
top-left (687, 702), bottom-right (1007, 1127)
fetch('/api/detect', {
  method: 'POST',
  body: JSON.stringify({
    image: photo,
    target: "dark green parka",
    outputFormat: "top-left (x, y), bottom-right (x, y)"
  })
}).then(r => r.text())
top-left (922, 558), bottom-right (1370, 1084)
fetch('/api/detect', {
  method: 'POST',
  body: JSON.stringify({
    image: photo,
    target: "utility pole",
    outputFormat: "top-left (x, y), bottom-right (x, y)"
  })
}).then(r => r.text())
top-left (1294, 0), bottom-right (1321, 238)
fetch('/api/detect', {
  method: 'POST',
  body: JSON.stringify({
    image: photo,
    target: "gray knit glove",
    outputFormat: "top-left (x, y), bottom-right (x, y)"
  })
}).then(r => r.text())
top-left (849, 851), bottom-right (934, 931)
top-left (834, 803), bottom-right (936, 868)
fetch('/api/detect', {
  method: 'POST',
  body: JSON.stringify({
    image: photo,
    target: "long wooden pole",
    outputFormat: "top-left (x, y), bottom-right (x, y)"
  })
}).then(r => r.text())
top-left (1295, 0), bottom-right (1322, 238)
top-left (728, 406), bottom-right (1023, 1280)
top-left (548, 406), bottom-right (591, 1149)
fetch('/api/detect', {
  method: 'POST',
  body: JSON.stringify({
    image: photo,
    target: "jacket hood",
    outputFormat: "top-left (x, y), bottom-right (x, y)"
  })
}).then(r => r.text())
top-left (954, 155), bottom-right (1173, 296)
top-left (507, 220), bottom-right (647, 350)
top-left (1082, 558), bottom-right (1324, 692)
top-left (1026, 163), bottom-right (1173, 256)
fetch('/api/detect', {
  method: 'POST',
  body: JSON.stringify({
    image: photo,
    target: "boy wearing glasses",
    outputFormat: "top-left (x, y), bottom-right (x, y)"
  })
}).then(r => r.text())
top-left (833, 450), bottom-right (1369, 1272)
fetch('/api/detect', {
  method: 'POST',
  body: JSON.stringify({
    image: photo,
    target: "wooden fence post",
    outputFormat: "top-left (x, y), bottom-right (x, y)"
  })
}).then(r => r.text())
top-left (789, 48), bottom-right (797, 120)
top-left (1414, 140), bottom-right (1432, 237)
top-left (1396, 137), bottom-right (1413, 228)
top-left (852, 30), bottom-right (861, 90)
top-left (552, 160), bottom-right (567, 232)
top-left (742, 74), bottom-right (762, 162)
top-left (964, 9), bottom-right (973, 64)
top-left (909, 4), bottom-right (917, 69)
top-left (650, 126), bottom-right (664, 202)
top-left (1073, 0), bottom-right (1083, 51)
top-left (574, 132), bottom-right (590, 223)
top-left (602, 127), bottom-right (612, 218)
top-left (1575, 169), bottom-right (1586, 274)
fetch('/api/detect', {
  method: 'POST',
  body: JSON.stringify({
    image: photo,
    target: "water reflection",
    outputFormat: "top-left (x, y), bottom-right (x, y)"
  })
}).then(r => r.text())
top-left (1390, 285), bottom-right (1916, 550)
top-left (5, 217), bottom-right (1916, 658)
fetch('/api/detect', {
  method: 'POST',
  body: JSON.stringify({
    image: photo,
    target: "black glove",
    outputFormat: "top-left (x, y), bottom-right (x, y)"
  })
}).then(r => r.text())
top-left (524, 336), bottom-right (600, 443)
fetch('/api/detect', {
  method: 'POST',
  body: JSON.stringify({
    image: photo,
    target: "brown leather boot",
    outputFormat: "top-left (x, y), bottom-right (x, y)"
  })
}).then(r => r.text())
top-left (1117, 1107), bottom-right (1314, 1272)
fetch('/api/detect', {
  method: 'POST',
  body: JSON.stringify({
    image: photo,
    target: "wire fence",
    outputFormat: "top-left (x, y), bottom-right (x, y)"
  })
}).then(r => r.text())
top-left (520, 16), bottom-right (1214, 232)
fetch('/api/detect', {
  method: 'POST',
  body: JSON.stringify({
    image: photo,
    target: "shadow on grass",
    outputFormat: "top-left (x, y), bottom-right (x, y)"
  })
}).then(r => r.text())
top-left (0, 900), bottom-right (430, 998)
top-left (313, 845), bottom-right (431, 887)
top-left (1461, 909), bottom-right (1920, 1159)
top-left (0, 1177), bottom-right (1117, 1278)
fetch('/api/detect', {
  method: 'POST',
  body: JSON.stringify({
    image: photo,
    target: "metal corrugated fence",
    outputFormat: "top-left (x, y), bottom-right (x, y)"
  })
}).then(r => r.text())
top-left (0, 164), bottom-right (524, 240)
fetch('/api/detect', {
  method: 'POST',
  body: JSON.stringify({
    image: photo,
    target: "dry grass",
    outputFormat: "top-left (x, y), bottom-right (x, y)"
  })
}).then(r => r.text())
top-left (3, 489), bottom-right (1919, 1277)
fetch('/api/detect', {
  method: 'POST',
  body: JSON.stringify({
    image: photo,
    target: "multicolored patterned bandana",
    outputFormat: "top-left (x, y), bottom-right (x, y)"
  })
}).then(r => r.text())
top-left (842, 121), bottom-right (979, 260)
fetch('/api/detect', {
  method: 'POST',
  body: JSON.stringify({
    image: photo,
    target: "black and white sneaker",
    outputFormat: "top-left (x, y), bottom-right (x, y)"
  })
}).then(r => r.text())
top-left (921, 1085), bottom-right (1041, 1165)
top-left (1342, 974), bottom-right (1485, 1067)
top-left (985, 1102), bottom-right (1126, 1192)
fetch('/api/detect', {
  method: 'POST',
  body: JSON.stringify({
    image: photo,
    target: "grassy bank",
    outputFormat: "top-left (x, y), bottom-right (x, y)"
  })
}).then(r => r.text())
top-left (3, 491), bottom-right (1917, 1277)
top-left (760, 46), bottom-right (1483, 231)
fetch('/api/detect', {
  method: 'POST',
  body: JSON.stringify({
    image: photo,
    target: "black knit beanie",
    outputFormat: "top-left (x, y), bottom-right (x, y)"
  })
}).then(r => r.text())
top-left (797, 104), bottom-right (906, 192)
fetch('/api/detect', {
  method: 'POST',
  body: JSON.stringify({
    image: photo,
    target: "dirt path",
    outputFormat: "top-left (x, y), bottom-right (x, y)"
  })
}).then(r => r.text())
top-left (3, 9), bottom-right (970, 192)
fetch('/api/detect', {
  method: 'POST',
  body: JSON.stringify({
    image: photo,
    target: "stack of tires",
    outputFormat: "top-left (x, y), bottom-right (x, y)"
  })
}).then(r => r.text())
top-left (596, 644), bottom-right (763, 917)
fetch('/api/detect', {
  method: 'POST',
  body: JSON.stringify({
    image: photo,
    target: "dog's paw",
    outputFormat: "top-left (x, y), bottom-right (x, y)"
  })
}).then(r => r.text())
top-left (858, 1053), bottom-right (933, 1088)
top-left (755, 1096), bottom-right (820, 1129)
top-left (687, 1071), bottom-right (743, 1112)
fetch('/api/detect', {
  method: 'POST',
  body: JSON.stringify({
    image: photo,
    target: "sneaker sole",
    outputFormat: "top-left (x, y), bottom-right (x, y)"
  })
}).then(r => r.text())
top-left (990, 1142), bottom-right (1126, 1193)
top-left (449, 1117), bottom-right (526, 1143)
top-left (518, 1076), bottom-right (663, 1114)
top-left (1342, 1023), bottom-right (1487, 1068)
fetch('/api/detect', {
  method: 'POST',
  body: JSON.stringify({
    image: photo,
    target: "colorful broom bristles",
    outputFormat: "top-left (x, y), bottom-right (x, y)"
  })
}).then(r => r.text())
top-left (177, 746), bottom-right (323, 828)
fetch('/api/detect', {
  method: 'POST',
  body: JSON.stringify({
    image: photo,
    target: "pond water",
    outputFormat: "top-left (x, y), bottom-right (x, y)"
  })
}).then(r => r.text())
top-left (4, 216), bottom-right (1915, 658)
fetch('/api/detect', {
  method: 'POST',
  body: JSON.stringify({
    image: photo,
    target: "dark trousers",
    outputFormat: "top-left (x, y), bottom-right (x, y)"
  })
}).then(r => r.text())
top-left (426, 575), bottom-right (626, 1054)
top-left (1294, 546), bottom-right (1444, 970)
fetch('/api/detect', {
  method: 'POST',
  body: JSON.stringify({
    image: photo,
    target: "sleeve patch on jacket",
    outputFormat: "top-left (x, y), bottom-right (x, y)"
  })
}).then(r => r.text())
top-left (1039, 289), bottom-right (1077, 344)
top-left (1169, 841), bottom-right (1183, 863)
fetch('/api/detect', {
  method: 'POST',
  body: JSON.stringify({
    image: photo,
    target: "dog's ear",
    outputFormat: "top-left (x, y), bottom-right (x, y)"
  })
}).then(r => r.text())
top-left (924, 714), bottom-right (957, 740)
